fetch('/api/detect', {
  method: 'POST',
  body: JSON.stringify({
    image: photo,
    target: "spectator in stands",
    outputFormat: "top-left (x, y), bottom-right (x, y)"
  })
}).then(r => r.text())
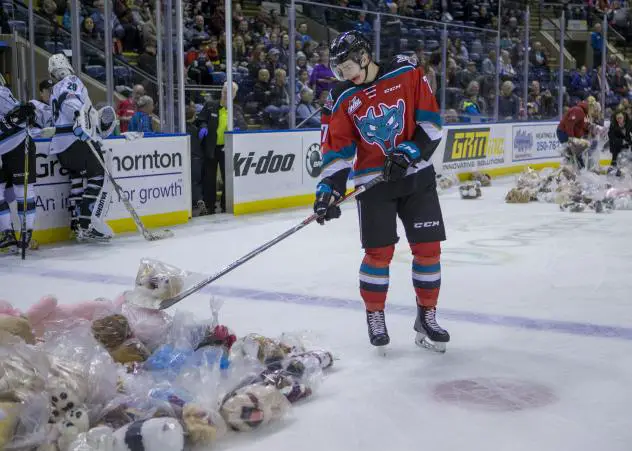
top-left (117, 84), bottom-right (144, 133)
top-left (591, 22), bottom-right (604, 69)
top-left (80, 17), bottom-right (97, 41)
top-left (267, 48), bottom-right (287, 74)
top-left (608, 110), bottom-right (631, 167)
top-left (482, 50), bottom-right (496, 76)
top-left (185, 15), bottom-right (210, 46)
top-left (498, 81), bottom-right (520, 120)
top-left (297, 69), bottom-right (310, 95)
top-left (128, 95), bottom-right (154, 133)
top-left (138, 43), bottom-right (157, 76)
top-left (309, 50), bottom-right (336, 99)
top-left (297, 22), bottom-right (313, 44)
top-left (196, 81), bottom-right (246, 214)
top-left (233, 35), bottom-right (248, 65)
top-left (530, 41), bottom-right (549, 71)
top-left (460, 81), bottom-right (487, 118)
top-left (254, 68), bottom-right (272, 105)
top-left (476, 5), bottom-right (491, 28)
top-left (353, 12), bottom-right (373, 35)
top-left (91, 1), bottom-right (125, 43)
top-left (570, 65), bottom-right (592, 99)
top-left (610, 67), bottom-right (629, 99)
top-left (499, 50), bottom-right (516, 81)
top-left (296, 87), bottom-right (320, 128)
top-left (444, 109), bottom-right (459, 123)
top-left (264, 68), bottom-right (291, 127)
top-left (249, 48), bottom-right (268, 79)
top-left (457, 61), bottom-right (479, 90)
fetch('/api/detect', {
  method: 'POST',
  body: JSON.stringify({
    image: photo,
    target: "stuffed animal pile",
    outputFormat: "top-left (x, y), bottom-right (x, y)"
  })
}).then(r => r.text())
top-left (0, 261), bottom-right (334, 451)
top-left (504, 160), bottom-right (632, 213)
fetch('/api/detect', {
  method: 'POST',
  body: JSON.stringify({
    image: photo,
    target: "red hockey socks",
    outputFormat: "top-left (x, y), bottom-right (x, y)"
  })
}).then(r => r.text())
top-left (411, 241), bottom-right (441, 308)
top-left (359, 245), bottom-right (394, 312)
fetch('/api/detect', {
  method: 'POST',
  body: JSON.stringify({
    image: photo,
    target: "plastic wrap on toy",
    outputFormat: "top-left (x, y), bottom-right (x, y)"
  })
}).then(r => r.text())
top-left (119, 302), bottom-right (171, 352)
top-left (124, 258), bottom-right (195, 309)
top-left (66, 426), bottom-right (115, 451)
top-left (435, 173), bottom-right (458, 192)
top-left (182, 403), bottom-right (227, 447)
top-left (230, 334), bottom-right (294, 367)
top-left (0, 335), bottom-right (49, 402)
top-left (41, 322), bottom-right (118, 416)
top-left (220, 382), bottom-right (291, 432)
top-left (4, 392), bottom-right (51, 450)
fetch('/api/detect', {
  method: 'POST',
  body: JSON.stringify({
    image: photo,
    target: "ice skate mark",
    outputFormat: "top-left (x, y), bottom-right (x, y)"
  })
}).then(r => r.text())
top-left (3, 265), bottom-right (632, 342)
top-left (468, 217), bottom-right (600, 249)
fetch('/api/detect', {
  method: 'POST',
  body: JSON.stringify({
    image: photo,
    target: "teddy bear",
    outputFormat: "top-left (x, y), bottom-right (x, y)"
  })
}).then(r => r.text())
top-left (0, 300), bottom-right (35, 344)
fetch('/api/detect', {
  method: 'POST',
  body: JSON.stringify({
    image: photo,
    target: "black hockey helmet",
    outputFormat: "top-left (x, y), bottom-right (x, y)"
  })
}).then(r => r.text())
top-left (329, 31), bottom-right (373, 81)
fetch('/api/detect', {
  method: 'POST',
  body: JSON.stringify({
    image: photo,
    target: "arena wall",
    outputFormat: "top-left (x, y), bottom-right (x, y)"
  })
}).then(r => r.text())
top-left (225, 121), bottom-right (613, 215)
top-left (29, 134), bottom-right (191, 244)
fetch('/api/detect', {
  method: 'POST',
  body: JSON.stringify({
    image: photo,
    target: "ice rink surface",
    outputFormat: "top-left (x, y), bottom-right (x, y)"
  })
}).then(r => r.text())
top-left (2, 176), bottom-right (632, 451)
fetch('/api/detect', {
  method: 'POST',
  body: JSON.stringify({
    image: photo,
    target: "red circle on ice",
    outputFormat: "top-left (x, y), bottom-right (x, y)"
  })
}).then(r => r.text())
top-left (433, 378), bottom-right (557, 411)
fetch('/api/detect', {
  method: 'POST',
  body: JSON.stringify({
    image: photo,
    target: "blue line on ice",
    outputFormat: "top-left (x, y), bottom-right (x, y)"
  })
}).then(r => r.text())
top-left (4, 265), bottom-right (632, 341)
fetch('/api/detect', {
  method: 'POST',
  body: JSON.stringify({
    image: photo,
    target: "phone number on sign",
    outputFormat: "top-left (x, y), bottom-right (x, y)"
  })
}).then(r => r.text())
top-left (536, 140), bottom-right (560, 153)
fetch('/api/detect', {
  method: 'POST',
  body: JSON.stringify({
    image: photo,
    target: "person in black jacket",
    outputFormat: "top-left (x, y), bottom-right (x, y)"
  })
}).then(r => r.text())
top-left (608, 110), bottom-right (631, 167)
top-left (196, 81), bottom-right (247, 214)
top-left (186, 102), bottom-right (206, 216)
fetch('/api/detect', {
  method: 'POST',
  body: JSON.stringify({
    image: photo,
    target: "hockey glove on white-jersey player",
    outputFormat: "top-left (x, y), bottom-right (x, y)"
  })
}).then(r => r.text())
top-left (314, 172), bottom-right (348, 225)
top-left (383, 141), bottom-right (421, 182)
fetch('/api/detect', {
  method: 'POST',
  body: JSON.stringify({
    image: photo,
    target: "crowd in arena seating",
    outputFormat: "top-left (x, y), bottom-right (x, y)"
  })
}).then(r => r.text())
top-left (9, 0), bottom-right (629, 129)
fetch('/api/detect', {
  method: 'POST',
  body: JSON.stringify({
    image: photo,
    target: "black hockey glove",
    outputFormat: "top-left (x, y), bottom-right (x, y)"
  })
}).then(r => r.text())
top-left (383, 141), bottom-right (422, 182)
top-left (4, 103), bottom-right (36, 128)
top-left (314, 179), bottom-right (343, 225)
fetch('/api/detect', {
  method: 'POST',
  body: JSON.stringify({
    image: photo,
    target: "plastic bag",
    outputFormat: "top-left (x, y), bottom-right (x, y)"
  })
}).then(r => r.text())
top-left (119, 302), bottom-right (171, 352)
top-left (4, 392), bottom-right (51, 450)
top-left (41, 322), bottom-right (118, 420)
top-left (123, 258), bottom-right (194, 309)
top-left (220, 382), bottom-right (291, 432)
top-left (0, 335), bottom-right (49, 402)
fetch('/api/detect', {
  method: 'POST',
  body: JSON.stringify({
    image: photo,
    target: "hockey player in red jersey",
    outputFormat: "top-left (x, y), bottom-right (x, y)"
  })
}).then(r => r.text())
top-left (313, 31), bottom-right (449, 352)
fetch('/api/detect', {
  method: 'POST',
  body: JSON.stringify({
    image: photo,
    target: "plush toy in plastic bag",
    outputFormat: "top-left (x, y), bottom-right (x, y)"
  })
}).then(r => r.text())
top-left (230, 334), bottom-right (294, 367)
top-left (459, 181), bottom-right (482, 199)
top-left (124, 259), bottom-right (190, 309)
top-left (0, 335), bottom-right (49, 402)
top-left (113, 418), bottom-right (184, 451)
top-left (181, 404), bottom-right (227, 447)
top-left (220, 383), bottom-right (291, 432)
top-left (471, 171), bottom-right (491, 187)
top-left (0, 401), bottom-right (21, 449)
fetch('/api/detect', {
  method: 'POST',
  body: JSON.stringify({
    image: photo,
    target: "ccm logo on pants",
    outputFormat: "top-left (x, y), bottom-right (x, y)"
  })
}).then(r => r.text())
top-left (414, 221), bottom-right (440, 229)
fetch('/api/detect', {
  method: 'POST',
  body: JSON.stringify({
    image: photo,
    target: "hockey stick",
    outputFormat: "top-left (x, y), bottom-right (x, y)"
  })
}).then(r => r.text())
top-left (85, 140), bottom-right (174, 241)
top-left (20, 134), bottom-right (29, 260)
top-left (159, 175), bottom-right (384, 310)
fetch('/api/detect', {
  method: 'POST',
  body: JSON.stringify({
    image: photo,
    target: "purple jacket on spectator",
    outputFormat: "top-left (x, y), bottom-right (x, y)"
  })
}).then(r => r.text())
top-left (309, 64), bottom-right (335, 99)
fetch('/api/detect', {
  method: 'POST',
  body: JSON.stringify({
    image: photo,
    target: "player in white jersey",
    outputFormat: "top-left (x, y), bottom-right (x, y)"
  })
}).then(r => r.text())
top-left (48, 53), bottom-right (113, 242)
top-left (0, 75), bottom-right (38, 252)
top-left (29, 79), bottom-right (54, 139)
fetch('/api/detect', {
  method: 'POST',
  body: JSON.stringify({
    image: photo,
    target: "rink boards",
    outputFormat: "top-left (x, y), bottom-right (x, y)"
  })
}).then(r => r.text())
top-left (225, 121), bottom-right (613, 215)
top-left (28, 134), bottom-right (191, 244)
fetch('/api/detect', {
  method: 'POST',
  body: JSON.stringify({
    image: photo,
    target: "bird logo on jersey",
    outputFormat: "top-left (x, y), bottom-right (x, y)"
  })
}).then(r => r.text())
top-left (353, 99), bottom-right (405, 154)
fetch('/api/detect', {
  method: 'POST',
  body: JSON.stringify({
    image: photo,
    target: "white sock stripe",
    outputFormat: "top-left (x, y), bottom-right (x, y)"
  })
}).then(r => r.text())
top-left (359, 273), bottom-right (390, 285)
top-left (412, 272), bottom-right (441, 282)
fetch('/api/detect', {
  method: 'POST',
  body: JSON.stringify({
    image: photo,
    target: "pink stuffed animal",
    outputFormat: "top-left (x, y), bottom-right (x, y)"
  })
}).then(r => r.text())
top-left (26, 295), bottom-right (125, 338)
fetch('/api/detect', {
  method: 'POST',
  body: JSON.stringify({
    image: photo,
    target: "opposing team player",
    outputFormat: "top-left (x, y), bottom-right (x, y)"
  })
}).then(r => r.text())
top-left (48, 53), bottom-right (113, 242)
top-left (313, 31), bottom-right (448, 352)
top-left (0, 75), bottom-right (37, 253)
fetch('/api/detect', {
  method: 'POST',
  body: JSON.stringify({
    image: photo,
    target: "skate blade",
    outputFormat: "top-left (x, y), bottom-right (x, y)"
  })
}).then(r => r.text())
top-left (415, 332), bottom-right (447, 353)
top-left (374, 345), bottom-right (389, 357)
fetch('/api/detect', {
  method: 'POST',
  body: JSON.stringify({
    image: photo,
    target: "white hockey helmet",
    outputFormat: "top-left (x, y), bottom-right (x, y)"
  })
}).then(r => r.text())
top-left (48, 53), bottom-right (74, 82)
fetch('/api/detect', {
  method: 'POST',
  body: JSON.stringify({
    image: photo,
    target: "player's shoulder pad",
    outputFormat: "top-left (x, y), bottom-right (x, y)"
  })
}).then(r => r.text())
top-left (380, 54), bottom-right (420, 74)
top-left (324, 81), bottom-right (356, 114)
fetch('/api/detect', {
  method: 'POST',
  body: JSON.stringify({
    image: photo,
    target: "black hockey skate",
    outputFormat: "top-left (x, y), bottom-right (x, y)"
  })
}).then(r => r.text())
top-left (76, 226), bottom-right (112, 243)
top-left (366, 310), bottom-right (390, 347)
top-left (0, 229), bottom-right (17, 253)
top-left (414, 305), bottom-right (450, 353)
top-left (16, 229), bottom-right (38, 250)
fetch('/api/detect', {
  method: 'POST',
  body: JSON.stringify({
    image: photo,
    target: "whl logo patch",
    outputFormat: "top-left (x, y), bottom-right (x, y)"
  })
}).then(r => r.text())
top-left (234, 151), bottom-right (296, 176)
